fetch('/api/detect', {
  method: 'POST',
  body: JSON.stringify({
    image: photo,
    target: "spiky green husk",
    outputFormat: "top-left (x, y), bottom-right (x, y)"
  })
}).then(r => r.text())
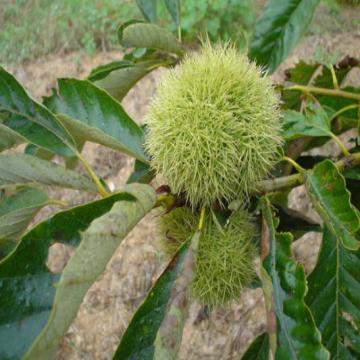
top-left (159, 207), bottom-right (257, 307)
top-left (146, 43), bottom-right (282, 208)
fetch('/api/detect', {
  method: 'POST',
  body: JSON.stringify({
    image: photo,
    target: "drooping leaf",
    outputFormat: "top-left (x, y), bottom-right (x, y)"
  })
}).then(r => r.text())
top-left (0, 67), bottom-right (75, 156)
top-left (0, 154), bottom-right (97, 193)
top-left (24, 184), bottom-right (156, 359)
top-left (282, 104), bottom-right (333, 140)
top-left (44, 79), bottom-right (147, 162)
top-left (93, 59), bottom-right (164, 101)
top-left (249, 0), bottom-right (320, 73)
top-left (153, 230), bottom-right (199, 359)
top-left (0, 123), bottom-right (25, 152)
top-left (87, 60), bottom-right (133, 82)
top-left (305, 160), bottom-right (360, 250)
top-left (127, 159), bottom-right (156, 184)
top-left (164, 0), bottom-right (181, 26)
top-left (261, 197), bottom-right (329, 359)
top-left (135, 0), bottom-right (157, 22)
top-left (242, 333), bottom-right (269, 360)
top-left (119, 22), bottom-right (183, 55)
top-left (0, 187), bottom-right (49, 239)
top-left (114, 230), bottom-right (200, 360)
top-left (306, 227), bottom-right (360, 358)
top-left (0, 184), bottom-right (155, 360)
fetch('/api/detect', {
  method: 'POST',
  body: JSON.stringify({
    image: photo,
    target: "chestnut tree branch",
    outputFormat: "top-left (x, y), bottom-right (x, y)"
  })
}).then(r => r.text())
top-left (257, 152), bottom-right (360, 193)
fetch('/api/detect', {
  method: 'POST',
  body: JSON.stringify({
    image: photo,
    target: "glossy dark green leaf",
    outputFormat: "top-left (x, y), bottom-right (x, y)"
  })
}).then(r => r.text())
top-left (0, 187), bottom-right (49, 239)
top-left (93, 59), bottom-right (164, 101)
top-left (307, 227), bottom-right (360, 358)
top-left (24, 184), bottom-right (156, 359)
top-left (0, 67), bottom-right (75, 156)
top-left (0, 123), bottom-right (25, 152)
top-left (136, 0), bottom-right (157, 22)
top-left (0, 154), bottom-right (97, 193)
top-left (114, 231), bottom-right (200, 359)
top-left (282, 104), bottom-right (333, 140)
top-left (261, 197), bottom-right (329, 359)
top-left (242, 333), bottom-right (269, 360)
top-left (119, 22), bottom-right (183, 55)
top-left (249, 0), bottom-right (320, 73)
top-left (44, 79), bottom-right (147, 162)
top-left (305, 160), bottom-right (360, 250)
top-left (0, 184), bottom-right (155, 360)
top-left (127, 159), bottom-right (156, 184)
top-left (164, 0), bottom-right (181, 26)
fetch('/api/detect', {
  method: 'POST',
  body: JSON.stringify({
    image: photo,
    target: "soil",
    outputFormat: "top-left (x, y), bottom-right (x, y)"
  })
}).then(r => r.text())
top-left (4, 28), bottom-right (360, 360)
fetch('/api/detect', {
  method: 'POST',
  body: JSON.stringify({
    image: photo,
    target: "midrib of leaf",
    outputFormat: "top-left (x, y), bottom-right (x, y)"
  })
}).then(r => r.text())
top-left (263, 203), bottom-right (298, 359)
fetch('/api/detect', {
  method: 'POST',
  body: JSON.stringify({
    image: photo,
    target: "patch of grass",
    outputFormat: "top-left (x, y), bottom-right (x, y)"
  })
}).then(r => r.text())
top-left (0, 0), bottom-right (140, 64)
top-left (0, 0), bottom-right (255, 65)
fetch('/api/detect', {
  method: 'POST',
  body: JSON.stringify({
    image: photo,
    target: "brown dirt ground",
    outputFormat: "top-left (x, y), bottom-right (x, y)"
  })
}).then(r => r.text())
top-left (4, 28), bottom-right (360, 360)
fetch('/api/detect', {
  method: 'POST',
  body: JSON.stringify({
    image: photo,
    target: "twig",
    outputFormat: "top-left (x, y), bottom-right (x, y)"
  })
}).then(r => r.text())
top-left (256, 152), bottom-right (360, 193)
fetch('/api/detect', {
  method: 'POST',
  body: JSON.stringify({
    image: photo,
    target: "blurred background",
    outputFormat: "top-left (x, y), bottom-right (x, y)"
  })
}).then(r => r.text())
top-left (1, 0), bottom-right (359, 65)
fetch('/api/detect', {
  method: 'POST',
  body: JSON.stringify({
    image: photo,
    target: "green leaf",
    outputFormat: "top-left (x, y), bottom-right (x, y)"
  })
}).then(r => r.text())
top-left (242, 333), bottom-right (269, 360)
top-left (0, 67), bottom-right (75, 156)
top-left (314, 66), bottom-right (353, 89)
top-left (25, 143), bottom-right (55, 161)
top-left (306, 227), bottom-right (360, 358)
top-left (305, 160), bottom-right (360, 250)
top-left (24, 184), bottom-right (156, 359)
top-left (135, 0), bottom-right (157, 22)
top-left (93, 59), bottom-right (164, 101)
top-left (0, 153), bottom-right (97, 193)
top-left (87, 60), bottom-right (133, 81)
top-left (0, 187), bottom-right (49, 239)
top-left (164, 0), bottom-right (181, 26)
top-left (0, 238), bottom-right (16, 260)
top-left (0, 193), bottom-right (132, 360)
top-left (0, 184), bottom-right (155, 360)
top-left (281, 61), bottom-right (319, 110)
top-left (44, 79), bottom-right (147, 162)
top-left (249, 0), bottom-right (320, 73)
top-left (261, 197), bottom-right (329, 359)
top-left (318, 86), bottom-right (360, 121)
top-left (127, 159), bottom-right (156, 184)
top-left (119, 22), bottom-right (183, 55)
top-left (114, 231), bottom-right (199, 359)
top-left (0, 123), bottom-right (25, 152)
top-left (282, 105), bottom-right (333, 140)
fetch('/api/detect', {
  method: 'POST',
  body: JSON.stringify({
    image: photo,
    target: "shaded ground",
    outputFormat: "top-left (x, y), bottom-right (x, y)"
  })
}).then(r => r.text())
top-left (4, 29), bottom-right (360, 359)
